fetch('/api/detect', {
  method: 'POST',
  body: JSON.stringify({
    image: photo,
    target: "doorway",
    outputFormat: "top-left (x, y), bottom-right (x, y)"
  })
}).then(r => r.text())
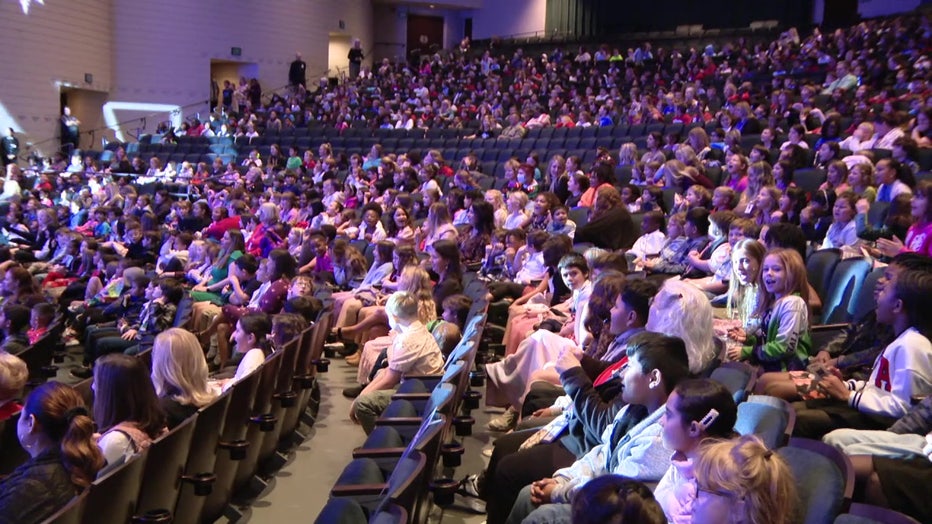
top-left (823, 0), bottom-right (858, 29)
top-left (328, 33), bottom-right (352, 82)
top-left (210, 59), bottom-right (259, 114)
top-left (407, 15), bottom-right (444, 65)
top-left (59, 87), bottom-right (109, 154)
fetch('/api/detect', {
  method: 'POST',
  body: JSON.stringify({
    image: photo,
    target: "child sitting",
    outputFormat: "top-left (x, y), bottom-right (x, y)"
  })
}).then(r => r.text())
top-left (654, 379), bottom-right (738, 523)
top-left (27, 302), bottom-right (55, 344)
top-left (626, 211), bottom-right (667, 267)
top-left (350, 291), bottom-right (444, 434)
top-left (546, 205), bottom-right (577, 239)
top-left (0, 304), bottom-right (31, 354)
top-left (792, 265), bottom-right (932, 439)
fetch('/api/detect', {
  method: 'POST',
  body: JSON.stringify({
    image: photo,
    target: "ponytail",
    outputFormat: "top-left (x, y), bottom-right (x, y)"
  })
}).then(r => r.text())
top-left (23, 382), bottom-right (104, 489)
top-left (61, 408), bottom-right (104, 488)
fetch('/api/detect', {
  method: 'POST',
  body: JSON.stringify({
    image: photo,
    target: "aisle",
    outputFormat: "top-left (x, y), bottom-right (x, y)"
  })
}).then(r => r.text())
top-left (240, 360), bottom-right (497, 524)
top-left (243, 365), bottom-right (368, 522)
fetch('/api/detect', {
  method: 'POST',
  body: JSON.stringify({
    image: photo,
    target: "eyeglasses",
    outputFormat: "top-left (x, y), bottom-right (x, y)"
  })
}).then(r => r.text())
top-left (697, 487), bottom-right (740, 500)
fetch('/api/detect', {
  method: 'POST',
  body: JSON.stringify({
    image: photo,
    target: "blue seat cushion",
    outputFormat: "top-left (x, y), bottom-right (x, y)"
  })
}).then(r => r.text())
top-left (337, 457), bottom-right (385, 485)
top-left (778, 447), bottom-right (845, 524)
top-left (363, 426), bottom-right (405, 450)
top-left (315, 498), bottom-right (367, 524)
top-left (382, 399), bottom-right (416, 418)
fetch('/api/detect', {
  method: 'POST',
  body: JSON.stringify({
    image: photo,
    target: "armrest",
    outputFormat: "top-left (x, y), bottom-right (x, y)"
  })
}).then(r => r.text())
top-left (401, 374), bottom-right (442, 381)
top-left (391, 392), bottom-right (431, 402)
top-left (812, 323), bottom-right (848, 332)
top-left (352, 447), bottom-right (406, 459)
top-left (374, 417), bottom-right (424, 427)
top-left (331, 483), bottom-right (389, 497)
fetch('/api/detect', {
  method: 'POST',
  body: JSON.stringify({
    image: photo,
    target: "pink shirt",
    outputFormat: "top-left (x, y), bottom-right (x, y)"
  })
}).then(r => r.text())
top-left (903, 222), bottom-right (932, 257)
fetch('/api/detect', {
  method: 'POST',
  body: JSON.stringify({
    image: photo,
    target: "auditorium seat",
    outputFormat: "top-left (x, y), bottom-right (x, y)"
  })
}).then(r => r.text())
top-left (82, 450), bottom-right (148, 524)
top-left (834, 503), bottom-right (922, 524)
top-left (806, 248), bottom-right (841, 307)
top-left (40, 491), bottom-right (88, 524)
top-left (778, 438), bottom-right (854, 524)
top-left (818, 256), bottom-right (872, 325)
top-left (232, 350), bottom-right (284, 497)
top-left (709, 361), bottom-right (758, 404)
top-left (201, 367), bottom-right (262, 523)
top-left (174, 391), bottom-right (232, 524)
top-left (134, 414), bottom-right (198, 519)
top-left (735, 395), bottom-right (795, 449)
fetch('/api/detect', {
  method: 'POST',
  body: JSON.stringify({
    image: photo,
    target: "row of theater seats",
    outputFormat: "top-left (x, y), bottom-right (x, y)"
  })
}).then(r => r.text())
top-left (315, 277), bottom-right (492, 524)
top-left (15, 296), bottom-right (335, 524)
top-left (709, 353), bottom-right (920, 523)
top-left (304, 268), bottom-right (918, 523)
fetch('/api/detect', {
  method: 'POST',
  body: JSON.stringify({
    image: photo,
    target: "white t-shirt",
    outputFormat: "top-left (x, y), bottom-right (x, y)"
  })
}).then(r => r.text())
top-left (224, 348), bottom-right (266, 392)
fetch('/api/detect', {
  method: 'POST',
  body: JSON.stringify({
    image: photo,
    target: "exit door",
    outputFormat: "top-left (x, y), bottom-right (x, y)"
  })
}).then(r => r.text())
top-left (407, 15), bottom-right (444, 63)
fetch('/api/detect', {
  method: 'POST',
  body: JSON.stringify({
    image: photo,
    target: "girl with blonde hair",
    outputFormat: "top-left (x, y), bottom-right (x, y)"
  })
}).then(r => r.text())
top-left (345, 266), bottom-right (438, 393)
top-left (617, 142), bottom-right (639, 166)
top-left (692, 435), bottom-right (798, 524)
top-left (726, 239), bottom-right (766, 327)
top-left (416, 202), bottom-right (458, 252)
top-left (726, 248), bottom-right (811, 372)
top-left (485, 189), bottom-right (508, 229)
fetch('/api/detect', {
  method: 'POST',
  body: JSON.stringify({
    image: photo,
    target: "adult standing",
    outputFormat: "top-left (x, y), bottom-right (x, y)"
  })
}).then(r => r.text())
top-left (348, 40), bottom-right (364, 79)
top-left (289, 53), bottom-right (306, 88)
top-left (1, 128), bottom-right (18, 169)
top-left (60, 106), bottom-right (80, 154)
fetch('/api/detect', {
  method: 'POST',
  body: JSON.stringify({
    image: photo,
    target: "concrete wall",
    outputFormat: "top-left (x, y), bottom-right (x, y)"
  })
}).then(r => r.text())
top-left (470, 0), bottom-right (546, 40)
top-left (858, 0), bottom-right (920, 18)
top-left (0, 0), bottom-right (374, 156)
top-left (0, 0), bottom-right (113, 155)
top-left (328, 34), bottom-right (353, 79)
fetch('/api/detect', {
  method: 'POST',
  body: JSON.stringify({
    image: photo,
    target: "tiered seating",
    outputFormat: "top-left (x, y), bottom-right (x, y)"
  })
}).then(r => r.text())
top-left (313, 279), bottom-right (490, 523)
top-left (23, 303), bottom-right (334, 524)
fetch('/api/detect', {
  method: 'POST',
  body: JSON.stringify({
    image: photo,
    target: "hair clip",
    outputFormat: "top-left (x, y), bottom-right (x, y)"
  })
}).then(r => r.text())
top-left (697, 408), bottom-right (720, 430)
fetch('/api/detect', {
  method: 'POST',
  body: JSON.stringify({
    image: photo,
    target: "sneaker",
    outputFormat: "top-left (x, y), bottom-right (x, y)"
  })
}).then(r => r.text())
top-left (63, 336), bottom-right (81, 347)
top-left (487, 406), bottom-right (518, 431)
top-left (453, 493), bottom-right (486, 514)
top-left (324, 342), bottom-right (345, 353)
top-left (453, 475), bottom-right (486, 514)
top-left (457, 474), bottom-right (482, 498)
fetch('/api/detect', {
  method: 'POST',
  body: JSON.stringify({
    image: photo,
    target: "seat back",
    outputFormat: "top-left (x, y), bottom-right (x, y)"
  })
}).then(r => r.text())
top-left (819, 256), bottom-right (872, 324)
top-left (734, 395), bottom-right (795, 449)
top-left (41, 491), bottom-right (88, 524)
top-left (308, 311), bottom-right (334, 364)
top-left (568, 206), bottom-right (589, 228)
top-left (834, 503), bottom-right (922, 524)
top-left (806, 248), bottom-right (841, 305)
top-left (850, 267), bottom-right (883, 322)
top-left (778, 438), bottom-right (854, 524)
top-left (83, 450), bottom-right (148, 524)
top-left (233, 351), bottom-right (284, 494)
top-left (201, 367), bottom-right (261, 523)
top-left (173, 391), bottom-right (232, 524)
top-left (134, 414), bottom-right (198, 517)
top-left (384, 450), bottom-right (427, 515)
top-left (794, 168), bottom-right (827, 194)
top-left (709, 361), bottom-right (757, 404)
